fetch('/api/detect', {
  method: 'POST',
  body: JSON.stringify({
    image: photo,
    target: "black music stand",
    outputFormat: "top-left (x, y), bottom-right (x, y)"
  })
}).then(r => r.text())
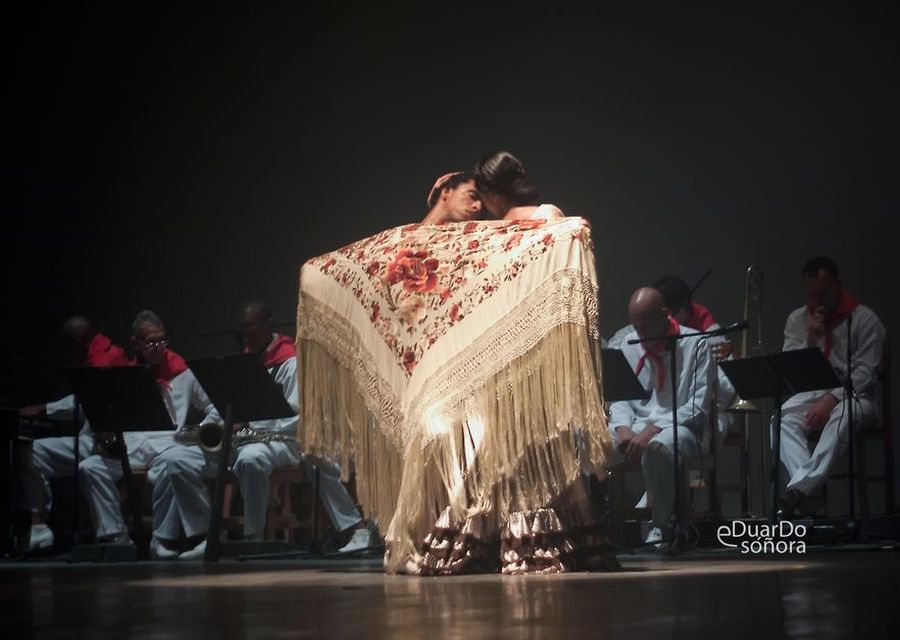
top-left (719, 347), bottom-right (840, 523)
top-left (187, 354), bottom-right (295, 562)
top-left (600, 349), bottom-right (652, 546)
top-left (70, 366), bottom-right (176, 560)
top-left (602, 349), bottom-right (651, 403)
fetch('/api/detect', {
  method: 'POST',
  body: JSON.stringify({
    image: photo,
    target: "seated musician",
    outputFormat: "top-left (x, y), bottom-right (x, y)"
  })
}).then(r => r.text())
top-left (608, 288), bottom-right (714, 546)
top-left (18, 316), bottom-right (132, 551)
top-left (777, 257), bottom-right (885, 517)
top-left (150, 301), bottom-right (366, 559)
top-left (77, 310), bottom-right (219, 551)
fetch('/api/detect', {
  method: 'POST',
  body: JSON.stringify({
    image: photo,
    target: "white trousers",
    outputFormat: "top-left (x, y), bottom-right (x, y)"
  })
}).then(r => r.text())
top-left (612, 427), bottom-right (701, 529)
top-left (778, 393), bottom-right (876, 496)
top-left (77, 438), bottom-right (161, 539)
top-left (24, 435), bottom-right (95, 514)
top-left (149, 442), bottom-right (361, 541)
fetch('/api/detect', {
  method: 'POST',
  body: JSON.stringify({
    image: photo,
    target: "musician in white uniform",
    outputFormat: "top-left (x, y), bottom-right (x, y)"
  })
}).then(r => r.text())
top-left (77, 310), bottom-right (218, 547)
top-left (608, 288), bottom-right (714, 544)
top-left (609, 276), bottom-right (735, 453)
top-left (777, 257), bottom-right (885, 517)
top-left (18, 316), bottom-right (133, 550)
top-left (150, 302), bottom-right (364, 559)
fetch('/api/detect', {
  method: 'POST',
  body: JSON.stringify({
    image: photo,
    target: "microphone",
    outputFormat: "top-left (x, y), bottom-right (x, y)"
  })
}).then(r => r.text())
top-left (709, 320), bottom-right (749, 337)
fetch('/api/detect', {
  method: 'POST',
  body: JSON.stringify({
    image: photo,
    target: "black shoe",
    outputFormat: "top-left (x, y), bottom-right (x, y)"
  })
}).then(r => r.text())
top-left (779, 489), bottom-right (806, 519)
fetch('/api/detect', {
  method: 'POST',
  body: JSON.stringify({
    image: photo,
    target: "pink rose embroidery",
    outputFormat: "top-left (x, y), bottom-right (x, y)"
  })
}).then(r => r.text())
top-left (386, 249), bottom-right (440, 293)
top-left (504, 232), bottom-right (523, 251)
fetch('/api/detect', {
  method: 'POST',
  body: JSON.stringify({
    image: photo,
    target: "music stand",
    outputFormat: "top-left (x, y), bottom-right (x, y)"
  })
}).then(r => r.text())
top-left (186, 354), bottom-right (295, 562)
top-left (602, 349), bottom-right (651, 403)
top-left (70, 366), bottom-right (176, 559)
top-left (600, 349), bottom-right (652, 547)
top-left (719, 347), bottom-right (840, 522)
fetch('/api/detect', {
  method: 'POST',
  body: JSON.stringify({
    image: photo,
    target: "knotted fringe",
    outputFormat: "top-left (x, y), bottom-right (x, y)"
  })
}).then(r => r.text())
top-left (298, 317), bottom-right (612, 573)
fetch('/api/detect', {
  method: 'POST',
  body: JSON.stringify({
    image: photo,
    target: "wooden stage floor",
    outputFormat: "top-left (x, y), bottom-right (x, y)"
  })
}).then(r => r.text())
top-left (3, 548), bottom-right (899, 639)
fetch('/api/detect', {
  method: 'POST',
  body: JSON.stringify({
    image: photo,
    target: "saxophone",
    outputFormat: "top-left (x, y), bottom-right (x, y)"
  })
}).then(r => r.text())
top-left (174, 422), bottom-right (295, 454)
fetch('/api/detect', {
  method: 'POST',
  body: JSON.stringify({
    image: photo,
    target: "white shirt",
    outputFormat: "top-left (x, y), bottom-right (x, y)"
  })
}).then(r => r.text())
top-left (608, 324), bottom-right (714, 440)
top-left (782, 303), bottom-right (885, 403)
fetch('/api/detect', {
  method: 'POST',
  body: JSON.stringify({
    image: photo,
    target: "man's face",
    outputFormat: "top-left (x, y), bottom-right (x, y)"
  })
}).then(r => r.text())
top-left (442, 180), bottom-right (482, 222)
top-left (630, 308), bottom-right (671, 341)
top-left (237, 312), bottom-right (270, 353)
top-left (131, 322), bottom-right (168, 367)
top-left (804, 270), bottom-right (842, 317)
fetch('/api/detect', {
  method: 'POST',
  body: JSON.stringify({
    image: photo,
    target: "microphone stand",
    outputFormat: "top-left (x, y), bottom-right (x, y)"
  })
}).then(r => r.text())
top-left (628, 321), bottom-right (747, 554)
top-left (845, 314), bottom-right (860, 540)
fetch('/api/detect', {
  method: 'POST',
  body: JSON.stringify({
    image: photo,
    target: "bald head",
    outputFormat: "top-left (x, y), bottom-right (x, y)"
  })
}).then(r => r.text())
top-left (628, 287), bottom-right (671, 340)
top-left (238, 301), bottom-right (274, 353)
top-left (61, 316), bottom-right (95, 345)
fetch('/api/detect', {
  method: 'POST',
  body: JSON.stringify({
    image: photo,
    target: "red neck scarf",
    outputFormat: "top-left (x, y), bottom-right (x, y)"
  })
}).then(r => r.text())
top-left (153, 349), bottom-right (188, 388)
top-left (246, 334), bottom-right (296, 368)
top-left (807, 291), bottom-right (859, 358)
top-left (684, 301), bottom-right (716, 332)
top-left (85, 333), bottom-right (134, 367)
top-left (634, 318), bottom-right (680, 391)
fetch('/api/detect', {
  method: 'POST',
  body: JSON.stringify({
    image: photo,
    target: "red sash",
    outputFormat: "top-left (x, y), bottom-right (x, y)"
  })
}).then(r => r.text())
top-left (85, 333), bottom-right (133, 367)
top-left (246, 334), bottom-right (297, 368)
top-left (154, 349), bottom-right (188, 388)
top-left (807, 291), bottom-right (859, 358)
top-left (635, 318), bottom-right (680, 391)
top-left (684, 301), bottom-right (716, 332)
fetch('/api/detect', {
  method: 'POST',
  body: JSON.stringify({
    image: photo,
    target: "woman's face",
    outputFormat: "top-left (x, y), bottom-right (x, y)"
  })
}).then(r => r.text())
top-left (478, 191), bottom-right (505, 218)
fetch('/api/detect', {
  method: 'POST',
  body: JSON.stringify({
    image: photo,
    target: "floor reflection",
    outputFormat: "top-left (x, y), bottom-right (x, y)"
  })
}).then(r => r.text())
top-left (3, 553), bottom-right (898, 639)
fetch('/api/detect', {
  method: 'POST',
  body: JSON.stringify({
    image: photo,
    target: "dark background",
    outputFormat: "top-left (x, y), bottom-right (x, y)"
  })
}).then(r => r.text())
top-left (4, 2), bottom-right (898, 498)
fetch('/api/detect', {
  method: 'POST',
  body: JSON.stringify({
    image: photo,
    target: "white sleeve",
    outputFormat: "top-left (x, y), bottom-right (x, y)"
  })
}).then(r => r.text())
top-left (608, 401), bottom-right (635, 433)
top-left (607, 325), bottom-right (634, 350)
top-left (830, 310), bottom-right (885, 402)
top-left (45, 394), bottom-right (76, 421)
top-left (783, 309), bottom-right (807, 351)
top-left (193, 374), bottom-right (222, 426)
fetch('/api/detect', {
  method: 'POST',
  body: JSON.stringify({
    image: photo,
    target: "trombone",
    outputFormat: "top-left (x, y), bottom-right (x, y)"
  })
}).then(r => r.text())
top-left (728, 264), bottom-right (764, 414)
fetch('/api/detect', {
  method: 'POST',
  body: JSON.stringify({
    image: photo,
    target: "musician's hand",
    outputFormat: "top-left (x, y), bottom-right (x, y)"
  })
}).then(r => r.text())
top-left (804, 394), bottom-right (839, 432)
top-left (18, 404), bottom-right (47, 420)
top-left (232, 422), bottom-right (249, 433)
top-left (712, 341), bottom-right (733, 362)
top-left (614, 427), bottom-right (635, 455)
top-left (807, 307), bottom-right (826, 347)
top-left (626, 424), bottom-right (662, 458)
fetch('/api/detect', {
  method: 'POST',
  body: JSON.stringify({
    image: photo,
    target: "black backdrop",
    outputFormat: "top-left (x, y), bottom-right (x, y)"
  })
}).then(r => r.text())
top-left (5, 2), bottom-right (898, 450)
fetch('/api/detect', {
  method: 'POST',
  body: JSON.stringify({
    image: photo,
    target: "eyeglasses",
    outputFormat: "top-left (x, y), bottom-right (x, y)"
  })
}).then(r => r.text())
top-left (141, 337), bottom-right (169, 350)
